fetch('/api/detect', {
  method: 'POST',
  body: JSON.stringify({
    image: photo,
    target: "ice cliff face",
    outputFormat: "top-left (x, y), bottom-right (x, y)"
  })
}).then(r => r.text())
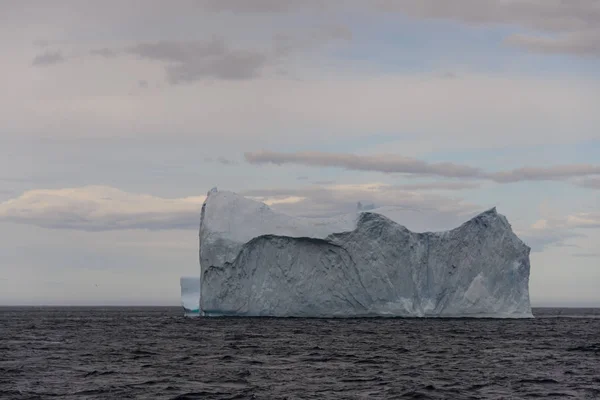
top-left (199, 189), bottom-right (532, 318)
top-left (180, 277), bottom-right (200, 317)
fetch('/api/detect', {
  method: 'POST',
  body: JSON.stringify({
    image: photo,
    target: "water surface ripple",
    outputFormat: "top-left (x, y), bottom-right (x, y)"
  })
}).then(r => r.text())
top-left (1, 307), bottom-right (599, 399)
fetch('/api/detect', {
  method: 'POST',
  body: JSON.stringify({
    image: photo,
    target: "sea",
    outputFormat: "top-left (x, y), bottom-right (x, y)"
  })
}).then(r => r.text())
top-left (1, 307), bottom-right (599, 399)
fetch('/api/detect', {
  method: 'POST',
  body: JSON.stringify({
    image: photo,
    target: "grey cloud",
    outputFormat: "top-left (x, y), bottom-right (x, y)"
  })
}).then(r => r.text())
top-left (33, 40), bottom-right (50, 47)
top-left (125, 38), bottom-right (268, 83)
top-left (551, 243), bottom-right (581, 248)
top-left (205, 156), bottom-right (237, 165)
top-left (296, 176), bottom-right (309, 180)
top-left (2, 212), bottom-right (199, 232)
top-left (576, 221), bottom-right (600, 229)
top-left (376, 0), bottom-right (600, 57)
top-left (203, 0), bottom-right (600, 35)
top-left (90, 48), bottom-right (119, 57)
top-left (572, 252), bottom-right (600, 258)
top-left (33, 25), bottom-right (348, 84)
top-left (489, 165), bottom-right (600, 183)
top-left (0, 184), bottom-right (479, 233)
top-left (216, 156), bottom-right (237, 165)
top-left (245, 150), bottom-right (600, 184)
top-left (324, 24), bottom-right (353, 41)
top-left (204, 0), bottom-right (326, 13)
top-left (167, 50), bottom-right (266, 82)
top-left (518, 211), bottom-right (600, 251)
top-left (241, 187), bottom-right (306, 198)
top-left (577, 178), bottom-right (600, 189)
top-left (274, 25), bottom-right (352, 56)
top-left (391, 182), bottom-right (480, 191)
top-left (506, 31), bottom-right (600, 57)
top-left (520, 229), bottom-right (584, 252)
top-left (556, 213), bottom-right (600, 230)
top-left (245, 151), bottom-right (483, 179)
top-left (123, 27), bottom-right (348, 81)
top-left (441, 72), bottom-right (458, 79)
top-left (3, 184), bottom-right (594, 251)
top-left (0, 187), bottom-right (204, 231)
top-left (313, 180), bottom-right (335, 185)
top-left (375, 0), bottom-right (599, 32)
top-left (31, 51), bottom-right (64, 66)
top-left (128, 39), bottom-right (225, 63)
top-left (287, 182), bottom-right (480, 191)
top-left (241, 187), bottom-right (304, 197)
top-left (241, 185), bottom-right (481, 232)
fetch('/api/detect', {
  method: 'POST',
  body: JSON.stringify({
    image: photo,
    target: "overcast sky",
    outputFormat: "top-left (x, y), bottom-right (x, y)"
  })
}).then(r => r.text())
top-left (1, 0), bottom-right (599, 306)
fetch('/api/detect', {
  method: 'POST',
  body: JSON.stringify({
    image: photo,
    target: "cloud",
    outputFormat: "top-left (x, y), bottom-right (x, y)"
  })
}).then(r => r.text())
top-left (203, 0), bottom-right (600, 35)
top-left (83, 25), bottom-right (349, 84)
top-left (273, 25), bottom-right (352, 56)
top-left (33, 40), bottom-right (51, 47)
top-left (376, 0), bottom-right (599, 31)
top-left (241, 182), bottom-right (481, 231)
top-left (441, 72), bottom-right (458, 79)
top-left (245, 151), bottom-right (483, 179)
top-left (203, 0), bottom-right (326, 13)
top-left (304, 181), bottom-right (480, 191)
top-left (518, 211), bottom-right (600, 251)
top-left (245, 150), bottom-right (600, 184)
top-left (205, 156), bottom-right (237, 165)
top-left (506, 31), bottom-right (600, 57)
top-left (31, 51), bottom-right (64, 66)
top-left (126, 38), bottom-right (268, 83)
top-left (168, 50), bottom-right (266, 82)
top-left (90, 48), bottom-right (119, 58)
top-left (2, 183), bottom-right (597, 264)
top-left (578, 177), bottom-right (600, 189)
top-left (216, 156), bottom-right (237, 165)
top-left (489, 165), bottom-right (600, 183)
top-left (572, 252), bottom-right (600, 258)
top-left (389, 182), bottom-right (481, 191)
top-left (565, 212), bottom-right (600, 229)
top-left (6, 66), bottom-right (598, 150)
top-left (83, 26), bottom-right (348, 85)
top-left (375, 0), bottom-right (600, 57)
top-left (0, 186), bottom-right (205, 231)
top-left (0, 183), bottom-right (483, 233)
top-left (535, 213), bottom-right (600, 230)
top-left (518, 228), bottom-right (584, 252)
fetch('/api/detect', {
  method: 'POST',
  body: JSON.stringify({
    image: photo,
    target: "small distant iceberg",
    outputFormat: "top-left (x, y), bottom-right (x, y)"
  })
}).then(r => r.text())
top-left (180, 276), bottom-right (200, 317)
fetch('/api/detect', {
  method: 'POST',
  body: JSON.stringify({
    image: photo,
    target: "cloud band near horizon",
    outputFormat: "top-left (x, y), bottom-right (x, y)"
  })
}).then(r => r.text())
top-left (244, 150), bottom-right (600, 184)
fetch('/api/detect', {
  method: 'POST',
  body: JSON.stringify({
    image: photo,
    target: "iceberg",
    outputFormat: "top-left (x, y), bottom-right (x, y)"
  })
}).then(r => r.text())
top-left (180, 276), bottom-right (200, 317)
top-left (199, 189), bottom-right (532, 318)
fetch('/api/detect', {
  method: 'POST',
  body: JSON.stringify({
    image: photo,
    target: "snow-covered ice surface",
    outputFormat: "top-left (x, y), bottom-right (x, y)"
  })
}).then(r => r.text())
top-left (199, 189), bottom-right (532, 318)
top-left (180, 277), bottom-right (200, 317)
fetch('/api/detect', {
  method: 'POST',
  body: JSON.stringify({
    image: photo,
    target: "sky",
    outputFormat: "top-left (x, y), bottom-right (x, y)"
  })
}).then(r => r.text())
top-left (1, 0), bottom-right (599, 306)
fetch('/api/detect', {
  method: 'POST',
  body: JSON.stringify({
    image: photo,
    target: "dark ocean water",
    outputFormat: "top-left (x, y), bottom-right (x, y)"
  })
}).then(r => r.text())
top-left (1, 307), bottom-right (599, 399)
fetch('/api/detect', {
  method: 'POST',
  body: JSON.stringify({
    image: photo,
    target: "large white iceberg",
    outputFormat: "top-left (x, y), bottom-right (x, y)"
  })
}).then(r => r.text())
top-left (199, 189), bottom-right (532, 318)
top-left (180, 276), bottom-right (200, 317)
